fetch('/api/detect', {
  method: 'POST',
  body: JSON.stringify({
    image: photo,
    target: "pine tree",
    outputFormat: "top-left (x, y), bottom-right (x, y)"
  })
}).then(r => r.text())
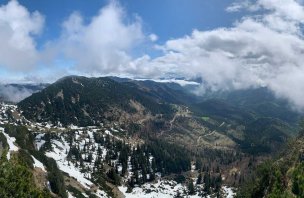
top-left (204, 173), bottom-right (211, 193)
top-left (107, 168), bottom-right (121, 185)
top-left (196, 158), bottom-right (202, 171)
top-left (197, 173), bottom-right (202, 185)
top-left (188, 180), bottom-right (195, 195)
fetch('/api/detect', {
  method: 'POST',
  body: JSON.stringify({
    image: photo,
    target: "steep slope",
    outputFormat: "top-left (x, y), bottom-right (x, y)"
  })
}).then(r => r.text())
top-left (237, 129), bottom-right (304, 197)
top-left (0, 126), bottom-right (54, 197)
top-left (0, 103), bottom-right (226, 198)
top-left (189, 99), bottom-right (293, 154)
top-left (203, 88), bottom-right (300, 125)
top-left (18, 76), bottom-right (174, 126)
top-left (126, 80), bottom-right (201, 104)
top-left (191, 99), bottom-right (256, 123)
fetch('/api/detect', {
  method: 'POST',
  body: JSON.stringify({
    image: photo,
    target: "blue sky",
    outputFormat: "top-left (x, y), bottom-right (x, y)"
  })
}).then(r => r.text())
top-left (0, 0), bottom-right (246, 82)
top-left (1, 0), bottom-right (304, 110)
top-left (0, 0), bottom-right (242, 46)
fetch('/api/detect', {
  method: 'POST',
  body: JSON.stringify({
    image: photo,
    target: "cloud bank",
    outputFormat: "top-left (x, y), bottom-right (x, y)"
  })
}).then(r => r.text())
top-left (129, 0), bottom-right (304, 111)
top-left (0, 84), bottom-right (40, 103)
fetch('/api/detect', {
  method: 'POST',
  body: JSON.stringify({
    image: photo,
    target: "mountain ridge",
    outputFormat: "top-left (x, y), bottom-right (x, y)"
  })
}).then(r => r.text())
top-left (18, 76), bottom-right (176, 126)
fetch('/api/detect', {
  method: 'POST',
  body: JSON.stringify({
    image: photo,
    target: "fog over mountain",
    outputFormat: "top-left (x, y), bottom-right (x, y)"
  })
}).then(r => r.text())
top-left (0, 84), bottom-right (47, 103)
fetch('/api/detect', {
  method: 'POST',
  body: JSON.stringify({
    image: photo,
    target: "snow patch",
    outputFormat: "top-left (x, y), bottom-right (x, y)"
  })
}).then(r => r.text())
top-left (94, 189), bottom-right (109, 198)
top-left (222, 186), bottom-right (235, 198)
top-left (119, 180), bottom-right (201, 198)
top-left (32, 155), bottom-right (46, 172)
top-left (68, 191), bottom-right (76, 198)
top-left (45, 138), bottom-right (93, 189)
top-left (35, 133), bottom-right (45, 150)
top-left (0, 127), bottom-right (19, 160)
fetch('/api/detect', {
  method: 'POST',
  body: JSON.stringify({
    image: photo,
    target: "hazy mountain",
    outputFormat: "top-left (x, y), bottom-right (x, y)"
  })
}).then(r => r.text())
top-left (202, 88), bottom-right (300, 125)
top-left (0, 83), bottom-right (48, 103)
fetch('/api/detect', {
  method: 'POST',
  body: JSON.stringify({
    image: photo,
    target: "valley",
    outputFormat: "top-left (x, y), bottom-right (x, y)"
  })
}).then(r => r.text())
top-left (0, 76), bottom-right (301, 197)
top-left (0, 102), bottom-right (234, 197)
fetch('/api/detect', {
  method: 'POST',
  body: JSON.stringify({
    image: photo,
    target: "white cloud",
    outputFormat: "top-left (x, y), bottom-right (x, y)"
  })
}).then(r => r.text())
top-left (258, 0), bottom-right (304, 21)
top-left (226, 0), bottom-right (255, 12)
top-left (56, 1), bottom-right (144, 75)
top-left (0, 0), bottom-right (44, 70)
top-left (129, 0), bottom-right (304, 111)
top-left (2, 0), bottom-right (304, 111)
top-left (149, 34), bottom-right (158, 42)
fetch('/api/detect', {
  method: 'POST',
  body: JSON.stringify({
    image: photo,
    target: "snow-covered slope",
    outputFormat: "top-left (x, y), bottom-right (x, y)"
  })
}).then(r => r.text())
top-left (0, 102), bottom-right (236, 198)
top-left (0, 127), bottom-right (19, 160)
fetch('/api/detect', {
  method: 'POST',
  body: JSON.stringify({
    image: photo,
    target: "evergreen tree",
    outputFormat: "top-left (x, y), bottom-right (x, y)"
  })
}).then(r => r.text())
top-left (197, 173), bottom-right (202, 185)
top-left (188, 181), bottom-right (195, 195)
top-left (204, 173), bottom-right (211, 193)
top-left (107, 168), bottom-right (121, 185)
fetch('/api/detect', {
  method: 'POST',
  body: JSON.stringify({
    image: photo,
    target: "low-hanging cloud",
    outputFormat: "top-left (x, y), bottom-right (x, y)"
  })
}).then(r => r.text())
top-left (128, 0), bottom-right (304, 111)
top-left (0, 84), bottom-right (38, 103)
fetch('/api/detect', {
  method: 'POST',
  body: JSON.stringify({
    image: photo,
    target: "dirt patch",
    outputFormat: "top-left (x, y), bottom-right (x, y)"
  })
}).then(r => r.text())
top-left (56, 90), bottom-right (64, 100)
top-left (64, 175), bottom-right (86, 193)
top-left (32, 168), bottom-right (48, 190)
top-left (106, 182), bottom-right (125, 198)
